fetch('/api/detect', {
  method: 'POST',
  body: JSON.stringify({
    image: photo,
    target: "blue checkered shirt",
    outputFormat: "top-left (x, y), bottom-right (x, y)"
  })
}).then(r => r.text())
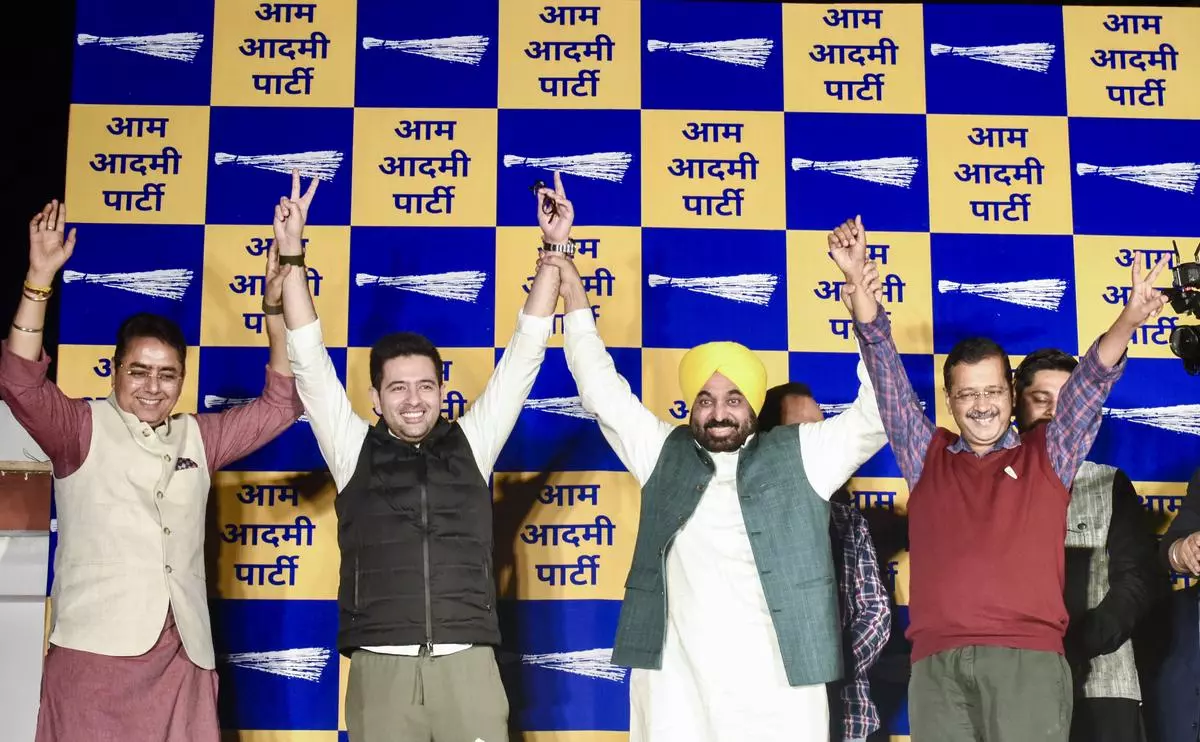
top-left (830, 498), bottom-right (891, 741)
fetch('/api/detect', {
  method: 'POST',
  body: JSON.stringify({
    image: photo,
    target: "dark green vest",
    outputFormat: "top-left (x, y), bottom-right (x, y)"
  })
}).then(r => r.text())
top-left (612, 424), bottom-right (843, 686)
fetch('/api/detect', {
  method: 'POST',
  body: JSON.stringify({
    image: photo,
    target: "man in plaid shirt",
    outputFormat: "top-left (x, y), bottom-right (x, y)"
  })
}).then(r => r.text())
top-left (759, 383), bottom-right (891, 742)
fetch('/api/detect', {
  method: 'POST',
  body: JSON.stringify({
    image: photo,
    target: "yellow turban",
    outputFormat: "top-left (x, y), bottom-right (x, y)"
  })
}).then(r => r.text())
top-left (678, 341), bottom-right (767, 413)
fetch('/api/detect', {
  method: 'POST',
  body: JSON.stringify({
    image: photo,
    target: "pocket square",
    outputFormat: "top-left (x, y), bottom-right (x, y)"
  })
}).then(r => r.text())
top-left (175, 457), bottom-right (199, 471)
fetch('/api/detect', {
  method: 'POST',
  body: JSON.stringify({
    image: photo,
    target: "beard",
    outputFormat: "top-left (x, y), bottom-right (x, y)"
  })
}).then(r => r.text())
top-left (691, 412), bottom-right (757, 453)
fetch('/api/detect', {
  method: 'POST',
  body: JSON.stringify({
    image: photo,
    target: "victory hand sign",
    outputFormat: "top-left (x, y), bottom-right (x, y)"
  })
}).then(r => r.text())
top-left (273, 169), bottom-right (319, 257)
top-left (535, 171), bottom-right (574, 244)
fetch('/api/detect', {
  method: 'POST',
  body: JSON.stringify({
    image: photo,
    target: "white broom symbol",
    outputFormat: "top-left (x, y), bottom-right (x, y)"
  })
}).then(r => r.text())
top-left (521, 648), bottom-right (627, 682)
top-left (646, 38), bottom-right (774, 68)
top-left (213, 150), bottom-right (344, 182)
top-left (791, 156), bottom-right (920, 188)
top-left (354, 271), bottom-right (487, 303)
top-left (1075, 162), bottom-right (1199, 194)
top-left (502, 152), bottom-right (632, 183)
top-left (361, 35), bottom-right (490, 66)
top-left (62, 269), bottom-right (192, 301)
top-left (76, 32), bottom-right (204, 62)
top-left (524, 396), bottom-right (596, 420)
top-left (648, 273), bottom-right (778, 306)
top-left (930, 42), bottom-right (1056, 73)
top-left (1102, 404), bottom-right (1200, 437)
top-left (937, 278), bottom-right (1067, 311)
top-left (224, 647), bottom-right (331, 682)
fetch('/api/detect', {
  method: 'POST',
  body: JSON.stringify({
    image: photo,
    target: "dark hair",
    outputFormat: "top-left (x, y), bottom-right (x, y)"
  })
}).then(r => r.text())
top-left (943, 337), bottom-right (1012, 392)
top-left (369, 332), bottom-right (444, 390)
top-left (757, 381), bottom-right (814, 433)
top-left (114, 313), bottom-right (187, 369)
top-left (1013, 348), bottom-right (1078, 399)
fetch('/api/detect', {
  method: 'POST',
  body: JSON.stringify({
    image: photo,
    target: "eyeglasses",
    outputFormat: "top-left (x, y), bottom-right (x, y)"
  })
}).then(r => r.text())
top-left (121, 366), bottom-right (182, 386)
top-left (951, 387), bottom-right (1009, 405)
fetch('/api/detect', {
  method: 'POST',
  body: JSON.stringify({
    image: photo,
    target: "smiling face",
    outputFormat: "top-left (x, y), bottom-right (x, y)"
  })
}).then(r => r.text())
top-left (1016, 368), bottom-right (1072, 432)
top-left (689, 372), bottom-right (758, 453)
top-left (112, 337), bottom-right (184, 426)
top-left (370, 354), bottom-right (443, 443)
top-left (946, 356), bottom-right (1014, 452)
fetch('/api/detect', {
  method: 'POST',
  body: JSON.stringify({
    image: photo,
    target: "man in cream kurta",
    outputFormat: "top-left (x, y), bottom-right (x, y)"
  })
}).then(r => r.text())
top-left (542, 251), bottom-right (887, 741)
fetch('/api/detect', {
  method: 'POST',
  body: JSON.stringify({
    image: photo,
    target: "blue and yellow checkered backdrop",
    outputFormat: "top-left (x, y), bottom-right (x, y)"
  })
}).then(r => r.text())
top-left (55, 1), bottom-right (1200, 739)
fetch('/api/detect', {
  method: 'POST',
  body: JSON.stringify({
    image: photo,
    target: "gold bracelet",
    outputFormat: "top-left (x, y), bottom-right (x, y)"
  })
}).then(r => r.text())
top-left (23, 280), bottom-right (52, 296)
top-left (11, 322), bottom-right (43, 333)
top-left (22, 290), bottom-right (49, 302)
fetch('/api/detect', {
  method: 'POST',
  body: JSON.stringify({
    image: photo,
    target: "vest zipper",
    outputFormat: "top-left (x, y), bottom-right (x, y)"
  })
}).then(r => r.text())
top-left (420, 482), bottom-right (433, 655)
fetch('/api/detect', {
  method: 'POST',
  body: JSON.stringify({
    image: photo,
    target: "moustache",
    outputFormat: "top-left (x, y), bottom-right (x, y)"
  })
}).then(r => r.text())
top-left (704, 419), bottom-right (738, 430)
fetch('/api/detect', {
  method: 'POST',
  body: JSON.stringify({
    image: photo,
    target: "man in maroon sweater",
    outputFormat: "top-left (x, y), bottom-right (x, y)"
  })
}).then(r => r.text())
top-left (826, 216), bottom-right (1171, 742)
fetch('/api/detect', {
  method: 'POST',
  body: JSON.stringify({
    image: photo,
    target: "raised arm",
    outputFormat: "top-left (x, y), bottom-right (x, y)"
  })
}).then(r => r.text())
top-left (797, 265), bottom-right (887, 498)
top-left (829, 217), bottom-right (935, 490)
top-left (456, 172), bottom-right (568, 479)
top-left (544, 250), bottom-right (672, 485)
top-left (1044, 261), bottom-right (1163, 487)
top-left (276, 172), bottom-right (368, 490)
top-left (0, 201), bottom-right (90, 476)
top-left (194, 243), bottom-right (306, 473)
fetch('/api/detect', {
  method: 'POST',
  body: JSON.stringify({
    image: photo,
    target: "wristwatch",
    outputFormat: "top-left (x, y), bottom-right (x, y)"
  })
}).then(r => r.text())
top-left (541, 239), bottom-right (576, 257)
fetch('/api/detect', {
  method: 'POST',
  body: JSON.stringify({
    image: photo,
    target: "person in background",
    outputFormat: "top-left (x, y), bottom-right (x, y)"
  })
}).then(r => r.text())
top-left (759, 381), bottom-right (891, 742)
top-left (1145, 466), bottom-right (1200, 742)
top-left (0, 201), bottom-right (304, 742)
top-left (1014, 348), bottom-right (1165, 742)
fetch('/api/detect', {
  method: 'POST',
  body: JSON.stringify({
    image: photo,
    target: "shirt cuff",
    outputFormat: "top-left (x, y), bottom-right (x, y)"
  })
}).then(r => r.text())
top-left (563, 307), bottom-right (598, 335)
top-left (0, 340), bottom-right (51, 388)
top-left (514, 310), bottom-right (553, 343)
top-left (852, 309), bottom-right (892, 344)
top-left (285, 319), bottom-right (324, 359)
top-left (1078, 335), bottom-right (1126, 382)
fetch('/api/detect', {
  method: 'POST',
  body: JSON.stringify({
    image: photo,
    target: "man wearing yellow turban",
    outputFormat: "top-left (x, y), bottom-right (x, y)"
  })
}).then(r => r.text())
top-left (541, 245), bottom-right (887, 742)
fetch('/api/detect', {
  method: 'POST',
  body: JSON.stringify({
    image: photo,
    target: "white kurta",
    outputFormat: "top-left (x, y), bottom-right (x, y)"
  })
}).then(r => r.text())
top-left (561, 310), bottom-right (887, 742)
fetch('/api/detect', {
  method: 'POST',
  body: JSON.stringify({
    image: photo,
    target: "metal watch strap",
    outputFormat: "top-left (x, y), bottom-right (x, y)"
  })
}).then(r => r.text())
top-left (541, 240), bottom-right (576, 256)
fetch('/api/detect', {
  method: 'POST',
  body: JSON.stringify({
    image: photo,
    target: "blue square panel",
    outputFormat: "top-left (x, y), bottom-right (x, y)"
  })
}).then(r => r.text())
top-left (785, 113), bottom-right (929, 232)
top-left (72, 0), bottom-right (214, 105)
top-left (641, 228), bottom-right (788, 351)
top-left (931, 233), bottom-right (1078, 355)
top-left (1069, 118), bottom-right (1200, 237)
top-left (923, 4), bottom-right (1066, 116)
top-left (497, 109), bottom-right (640, 227)
top-left (355, 0), bottom-right (498, 108)
top-left (212, 599), bottom-right (340, 731)
top-left (198, 346), bottom-right (346, 473)
top-left (641, 0), bottom-right (783, 111)
top-left (495, 348), bottom-right (641, 473)
top-left (1090, 358), bottom-right (1200, 484)
top-left (59, 224), bottom-right (204, 347)
top-left (497, 599), bottom-right (628, 731)
top-left (348, 226), bottom-right (496, 348)
top-left (789, 351), bottom-right (936, 479)
top-left (207, 107), bottom-right (353, 225)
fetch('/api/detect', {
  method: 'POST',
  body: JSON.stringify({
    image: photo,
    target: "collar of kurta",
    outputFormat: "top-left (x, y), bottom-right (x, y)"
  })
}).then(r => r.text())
top-left (106, 392), bottom-right (179, 445)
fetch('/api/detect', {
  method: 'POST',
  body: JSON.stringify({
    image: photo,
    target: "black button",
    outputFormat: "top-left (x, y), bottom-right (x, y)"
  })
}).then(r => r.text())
top-left (695, 484), bottom-right (704, 492)
top-left (1077, 523), bottom-right (1088, 530)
